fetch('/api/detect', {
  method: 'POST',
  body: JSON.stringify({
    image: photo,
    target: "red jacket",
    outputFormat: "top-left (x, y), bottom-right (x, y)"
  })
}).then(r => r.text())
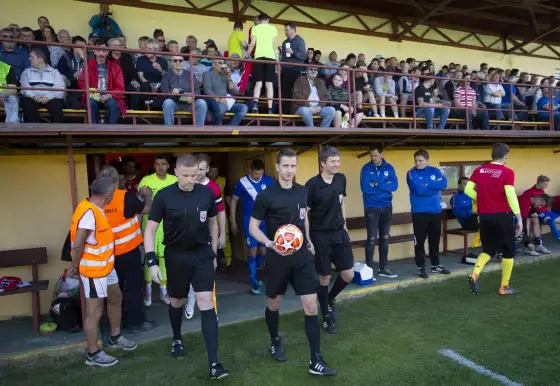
top-left (79, 58), bottom-right (127, 116)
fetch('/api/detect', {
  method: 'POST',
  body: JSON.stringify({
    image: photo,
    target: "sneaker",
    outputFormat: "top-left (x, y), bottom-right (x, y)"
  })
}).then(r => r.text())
top-left (85, 350), bottom-right (119, 367)
top-left (322, 315), bottom-right (337, 334)
top-left (160, 294), bottom-right (171, 305)
top-left (374, 113), bottom-right (380, 118)
top-left (184, 293), bottom-right (196, 320)
top-left (144, 291), bottom-right (152, 307)
top-left (256, 279), bottom-right (263, 287)
top-left (468, 273), bottom-right (480, 295)
top-left (431, 265), bottom-right (451, 274)
top-left (327, 303), bottom-right (338, 323)
top-left (107, 335), bottom-right (137, 351)
top-left (499, 286), bottom-right (520, 296)
top-left (380, 113), bottom-right (386, 118)
top-left (309, 353), bottom-right (337, 376)
top-left (209, 362), bottom-right (229, 379)
top-left (252, 107), bottom-right (258, 114)
top-left (418, 267), bottom-right (428, 279)
top-left (171, 339), bottom-right (185, 358)
top-left (378, 268), bottom-right (398, 278)
top-left (270, 337), bottom-right (286, 362)
top-left (250, 286), bottom-right (261, 295)
top-left (535, 245), bottom-right (551, 254)
top-left (524, 248), bottom-right (540, 256)
top-left (131, 320), bottom-right (157, 334)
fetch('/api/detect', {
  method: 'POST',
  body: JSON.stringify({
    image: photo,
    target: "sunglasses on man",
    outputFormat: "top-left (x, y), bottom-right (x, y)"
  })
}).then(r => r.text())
top-left (173, 59), bottom-right (184, 63)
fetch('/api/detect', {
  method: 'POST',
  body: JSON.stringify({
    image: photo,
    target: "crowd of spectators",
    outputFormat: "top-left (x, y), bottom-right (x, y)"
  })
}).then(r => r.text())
top-left (1, 6), bottom-right (560, 129)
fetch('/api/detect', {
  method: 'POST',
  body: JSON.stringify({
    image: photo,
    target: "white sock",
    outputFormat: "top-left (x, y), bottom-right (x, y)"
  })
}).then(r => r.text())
top-left (160, 285), bottom-right (167, 297)
top-left (145, 283), bottom-right (152, 294)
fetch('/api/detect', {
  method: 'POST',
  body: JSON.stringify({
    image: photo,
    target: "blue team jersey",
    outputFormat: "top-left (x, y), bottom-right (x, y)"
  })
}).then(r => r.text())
top-left (233, 174), bottom-right (275, 217)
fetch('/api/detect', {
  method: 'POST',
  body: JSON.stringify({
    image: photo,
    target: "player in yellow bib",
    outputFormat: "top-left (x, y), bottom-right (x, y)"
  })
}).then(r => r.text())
top-left (139, 154), bottom-right (178, 306)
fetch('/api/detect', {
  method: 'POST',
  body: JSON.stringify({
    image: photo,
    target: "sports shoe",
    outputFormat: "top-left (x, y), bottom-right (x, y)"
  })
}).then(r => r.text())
top-left (257, 279), bottom-right (263, 287)
top-left (309, 353), bottom-right (337, 376)
top-left (499, 286), bottom-right (520, 296)
top-left (144, 291), bottom-right (152, 307)
top-left (378, 268), bottom-right (398, 278)
top-left (536, 245), bottom-right (551, 254)
top-left (171, 340), bottom-right (185, 358)
top-left (184, 293), bottom-right (196, 320)
top-left (131, 320), bottom-right (157, 334)
top-left (431, 265), bottom-right (451, 274)
top-left (85, 350), bottom-right (119, 367)
top-left (380, 113), bottom-right (386, 118)
top-left (107, 335), bottom-right (137, 351)
top-left (322, 315), bottom-right (337, 334)
top-left (250, 286), bottom-right (261, 295)
top-left (270, 337), bottom-right (286, 362)
top-left (252, 107), bottom-right (258, 114)
top-left (209, 362), bottom-right (229, 379)
top-left (160, 294), bottom-right (171, 305)
top-left (468, 273), bottom-right (480, 295)
top-left (418, 267), bottom-right (428, 279)
top-left (327, 303), bottom-right (337, 323)
top-left (525, 244), bottom-right (540, 256)
top-left (374, 113), bottom-right (381, 118)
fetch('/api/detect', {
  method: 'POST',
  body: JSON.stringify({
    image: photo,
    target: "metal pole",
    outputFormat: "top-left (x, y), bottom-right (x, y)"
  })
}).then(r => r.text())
top-left (509, 83), bottom-right (514, 129)
top-left (412, 74), bottom-right (417, 129)
top-left (189, 54), bottom-right (196, 127)
top-left (277, 62), bottom-right (283, 127)
top-left (352, 69), bottom-right (357, 128)
top-left (465, 81), bottom-right (470, 130)
top-left (550, 85), bottom-right (555, 131)
top-left (346, 68), bottom-right (352, 128)
top-left (82, 44), bottom-right (92, 125)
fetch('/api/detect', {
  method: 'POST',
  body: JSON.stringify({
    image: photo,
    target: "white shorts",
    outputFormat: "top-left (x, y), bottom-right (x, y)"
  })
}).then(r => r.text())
top-left (80, 268), bottom-right (119, 299)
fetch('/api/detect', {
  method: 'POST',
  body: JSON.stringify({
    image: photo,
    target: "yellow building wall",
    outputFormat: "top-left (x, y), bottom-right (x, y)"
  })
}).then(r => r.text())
top-left (0, 155), bottom-right (89, 320)
top-left (2, 0), bottom-right (558, 75)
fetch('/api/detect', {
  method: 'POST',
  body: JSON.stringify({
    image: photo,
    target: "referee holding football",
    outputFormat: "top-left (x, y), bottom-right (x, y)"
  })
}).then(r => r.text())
top-left (465, 143), bottom-right (522, 295)
top-left (249, 148), bottom-right (337, 377)
top-left (144, 153), bottom-right (228, 379)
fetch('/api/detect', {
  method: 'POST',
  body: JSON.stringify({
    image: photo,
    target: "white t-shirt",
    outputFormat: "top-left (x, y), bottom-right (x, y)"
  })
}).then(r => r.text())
top-left (78, 204), bottom-right (107, 245)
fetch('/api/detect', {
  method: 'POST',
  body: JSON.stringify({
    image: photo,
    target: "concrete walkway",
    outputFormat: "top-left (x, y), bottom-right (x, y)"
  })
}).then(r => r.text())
top-left (2, 236), bottom-right (559, 363)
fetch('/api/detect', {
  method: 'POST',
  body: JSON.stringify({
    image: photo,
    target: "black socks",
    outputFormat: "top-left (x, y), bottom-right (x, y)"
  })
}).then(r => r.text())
top-left (169, 304), bottom-right (183, 341)
top-left (201, 309), bottom-right (219, 365)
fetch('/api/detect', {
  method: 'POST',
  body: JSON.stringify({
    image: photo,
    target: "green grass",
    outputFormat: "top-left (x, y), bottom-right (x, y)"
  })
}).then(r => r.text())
top-left (3, 259), bottom-right (560, 386)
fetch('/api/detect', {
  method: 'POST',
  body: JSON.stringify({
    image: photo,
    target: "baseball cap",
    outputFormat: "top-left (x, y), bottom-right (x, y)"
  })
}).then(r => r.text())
top-left (375, 54), bottom-right (385, 60)
top-left (88, 32), bottom-right (99, 39)
top-left (230, 53), bottom-right (241, 59)
top-left (204, 39), bottom-right (215, 45)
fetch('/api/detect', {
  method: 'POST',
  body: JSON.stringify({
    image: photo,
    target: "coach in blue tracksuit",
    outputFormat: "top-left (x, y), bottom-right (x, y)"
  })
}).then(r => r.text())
top-left (407, 149), bottom-right (451, 278)
top-left (360, 144), bottom-right (399, 278)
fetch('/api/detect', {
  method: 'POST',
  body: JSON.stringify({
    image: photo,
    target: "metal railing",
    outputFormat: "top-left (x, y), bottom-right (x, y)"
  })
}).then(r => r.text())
top-left (0, 37), bottom-right (558, 130)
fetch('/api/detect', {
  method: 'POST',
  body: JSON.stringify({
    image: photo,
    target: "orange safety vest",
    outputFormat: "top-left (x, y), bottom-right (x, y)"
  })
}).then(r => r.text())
top-left (104, 189), bottom-right (143, 255)
top-left (70, 199), bottom-right (115, 278)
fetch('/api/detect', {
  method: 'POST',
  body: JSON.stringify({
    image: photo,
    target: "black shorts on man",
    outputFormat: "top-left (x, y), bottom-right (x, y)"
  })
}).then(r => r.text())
top-left (311, 229), bottom-right (353, 276)
top-left (479, 212), bottom-right (515, 257)
top-left (165, 244), bottom-right (215, 298)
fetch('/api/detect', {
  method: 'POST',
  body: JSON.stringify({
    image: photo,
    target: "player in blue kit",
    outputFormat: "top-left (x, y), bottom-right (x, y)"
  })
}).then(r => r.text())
top-left (230, 159), bottom-right (275, 294)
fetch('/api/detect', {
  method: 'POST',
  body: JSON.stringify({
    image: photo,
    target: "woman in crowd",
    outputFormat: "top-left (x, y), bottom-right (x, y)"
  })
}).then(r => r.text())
top-left (42, 26), bottom-right (65, 67)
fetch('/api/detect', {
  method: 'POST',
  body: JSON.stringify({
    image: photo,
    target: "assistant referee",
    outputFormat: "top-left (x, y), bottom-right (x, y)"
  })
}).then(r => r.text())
top-left (144, 153), bottom-right (228, 379)
top-left (465, 143), bottom-right (522, 296)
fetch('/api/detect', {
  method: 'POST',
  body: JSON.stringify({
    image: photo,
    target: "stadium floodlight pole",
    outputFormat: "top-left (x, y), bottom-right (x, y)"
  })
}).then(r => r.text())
top-left (412, 73), bottom-right (417, 129)
top-left (189, 53), bottom-right (196, 127)
top-left (276, 62), bottom-right (283, 127)
top-left (82, 43), bottom-right (92, 125)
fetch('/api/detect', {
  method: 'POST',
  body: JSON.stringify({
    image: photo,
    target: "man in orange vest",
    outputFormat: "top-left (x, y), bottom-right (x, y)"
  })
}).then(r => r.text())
top-left (99, 165), bottom-right (156, 333)
top-left (70, 177), bottom-right (137, 368)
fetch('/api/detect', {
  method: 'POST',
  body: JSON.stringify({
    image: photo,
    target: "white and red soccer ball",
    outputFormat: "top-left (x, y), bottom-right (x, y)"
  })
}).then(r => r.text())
top-left (274, 224), bottom-right (304, 255)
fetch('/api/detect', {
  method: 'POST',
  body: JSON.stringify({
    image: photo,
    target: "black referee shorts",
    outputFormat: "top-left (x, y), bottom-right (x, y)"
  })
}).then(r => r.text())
top-left (165, 244), bottom-right (215, 298)
top-left (479, 212), bottom-right (515, 258)
top-left (265, 247), bottom-right (318, 298)
top-left (310, 229), bottom-right (354, 276)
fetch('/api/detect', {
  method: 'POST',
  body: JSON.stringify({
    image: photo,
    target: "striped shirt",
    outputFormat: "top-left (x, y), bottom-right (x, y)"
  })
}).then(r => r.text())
top-left (453, 86), bottom-right (477, 108)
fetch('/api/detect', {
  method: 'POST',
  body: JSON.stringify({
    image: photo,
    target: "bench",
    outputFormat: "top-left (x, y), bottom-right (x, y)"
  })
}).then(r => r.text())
top-left (442, 210), bottom-right (477, 256)
top-left (0, 247), bottom-right (50, 333)
top-left (346, 212), bottom-right (414, 248)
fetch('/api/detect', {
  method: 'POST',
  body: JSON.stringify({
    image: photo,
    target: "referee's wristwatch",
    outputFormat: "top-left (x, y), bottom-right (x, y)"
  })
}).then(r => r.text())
top-left (146, 251), bottom-right (158, 267)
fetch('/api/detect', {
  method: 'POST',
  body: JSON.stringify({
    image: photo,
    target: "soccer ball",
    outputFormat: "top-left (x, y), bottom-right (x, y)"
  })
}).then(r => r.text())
top-left (274, 224), bottom-right (304, 255)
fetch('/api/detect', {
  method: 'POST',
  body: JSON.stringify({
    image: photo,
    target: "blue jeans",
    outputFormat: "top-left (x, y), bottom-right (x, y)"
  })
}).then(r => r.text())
top-left (88, 97), bottom-right (120, 124)
top-left (1, 95), bottom-right (19, 123)
top-left (206, 99), bottom-right (248, 125)
top-left (416, 107), bottom-right (450, 129)
top-left (296, 106), bottom-right (336, 128)
top-left (451, 108), bottom-right (490, 130)
top-left (484, 102), bottom-right (514, 120)
top-left (162, 98), bottom-right (207, 126)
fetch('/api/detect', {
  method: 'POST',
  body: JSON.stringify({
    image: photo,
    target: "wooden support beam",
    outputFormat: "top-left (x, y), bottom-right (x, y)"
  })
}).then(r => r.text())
top-left (355, 15), bottom-right (370, 32)
top-left (433, 27), bottom-right (454, 43)
top-left (506, 24), bottom-right (560, 53)
top-left (237, 0), bottom-right (253, 18)
top-left (200, 0), bottom-right (225, 10)
top-left (184, 0), bottom-right (197, 8)
top-left (420, 25), bottom-right (433, 39)
top-left (327, 13), bottom-right (353, 27)
top-left (371, 20), bottom-right (391, 32)
top-left (392, 0), bottom-right (453, 41)
top-left (473, 33), bottom-right (487, 48)
top-left (456, 32), bottom-right (473, 44)
top-left (273, 4), bottom-right (291, 19)
top-left (291, 4), bottom-right (324, 25)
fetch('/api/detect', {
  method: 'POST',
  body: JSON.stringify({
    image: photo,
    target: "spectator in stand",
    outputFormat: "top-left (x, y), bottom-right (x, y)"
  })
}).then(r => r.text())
top-left (20, 48), bottom-right (65, 123)
top-left (483, 72), bottom-right (508, 120)
top-left (42, 26), bottom-right (64, 68)
top-left (358, 53), bottom-right (366, 63)
top-left (328, 74), bottom-right (364, 128)
top-left (436, 65), bottom-right (448, 78)
top-left (414, 76), bottom-right (450, 130)
top-left (292, 66), bottom-right (335, 127)
top-left (247, 13), bottom-right (278, 114)
top-left (374, 70), bottom-right (399, 118)
top-left (0, 60), bottom-right (19, 123)
top-left (107, 37), bottom-right (140, 110)
top-left (203, 57), bottom-right (248, 125)
top-left (200, 43), bottom-right (218, 68)
top-left (384, 57), bottom-right (399, 73)
top-left (532, 77), bottom-right (549, 111)
top-left (7, 24), bottom-right (20, 39)
top-left (536, 85), bottom-right (560, 128)
top-left (183, 35), bottom-right (198, 53)
top-left (58, 30), bottom-right (72, 53)
top-left (444, 69), bottom-right (461, 101)
top-left (228, 21), bottom-right (248, 59)
top-left (452, 74), bottom-right (490, 129)
top-left (406, 57), bottom-right (416, 68)
top-left (227, 54), bottom-right (243, 91)
top-left (281, 22), bottom-right (306, 114)
top-left (502, 74), bottom-right (528, 121)
top-left (0, 27), bottom-right (30, 79)
top-left (398, 62), bottom-right (414, 117)
top-left (305, 48), bottom-right (315, 66)
top-left (89, 4), bottom-right (122, 39)
top-left (345, 53), bottom-right (357, 68)
top-left (327, 63), bottom-right (349, 88)
top-left (79, 39), bottom-right (126, 124)
top-left (354, 61), bottom-right (379, 117)
top-left (325, 51), bottom-right (339, 75)
top-left (134, 36), bottom-right (149, 65)
top-left (34, 16), bottom-right (50, 41)
top-left (136, 39), bottom-right (167, 107)
top-left (183, 47), bottom-right (207, 90)
top-left (164, 40), bottom-right (179, 70)
top-left (57, 35), bottom-right (86, 109)
top-left (480, 62), bottom-right (489, 75)
top-left (153, 29), bottom-right (168, 52)
top-left (161, 55), bottom-right (207, 126)
top-left (367, 59), bottom-right (381, 84)
top-left (517, 73), bottom-right (536, 105)
top-left (313, 50), bottom-right (325, 76)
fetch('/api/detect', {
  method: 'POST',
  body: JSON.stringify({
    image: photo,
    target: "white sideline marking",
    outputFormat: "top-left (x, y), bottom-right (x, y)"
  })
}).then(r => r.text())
top-left (438, 349), bottom-right (524, 386)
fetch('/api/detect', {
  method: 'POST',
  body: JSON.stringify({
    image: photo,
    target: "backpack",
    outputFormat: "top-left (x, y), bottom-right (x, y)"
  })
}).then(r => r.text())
top-left (50, 297), bottom-right (82, 333)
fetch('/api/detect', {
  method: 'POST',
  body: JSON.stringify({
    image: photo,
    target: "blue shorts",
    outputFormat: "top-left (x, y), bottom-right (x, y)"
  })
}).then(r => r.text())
top-left (538, 211), bottom-right (560, 222)
top-left (243, 216), bottom-right (267, 249)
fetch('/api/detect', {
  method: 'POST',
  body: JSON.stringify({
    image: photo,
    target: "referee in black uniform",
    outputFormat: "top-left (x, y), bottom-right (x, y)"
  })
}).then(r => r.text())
top-left (250, 148), bottom-right (337, 377)
top-left (144, 153), bottom-right (228, 379)
top-left (305, 146), bottom-right (354, 335)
